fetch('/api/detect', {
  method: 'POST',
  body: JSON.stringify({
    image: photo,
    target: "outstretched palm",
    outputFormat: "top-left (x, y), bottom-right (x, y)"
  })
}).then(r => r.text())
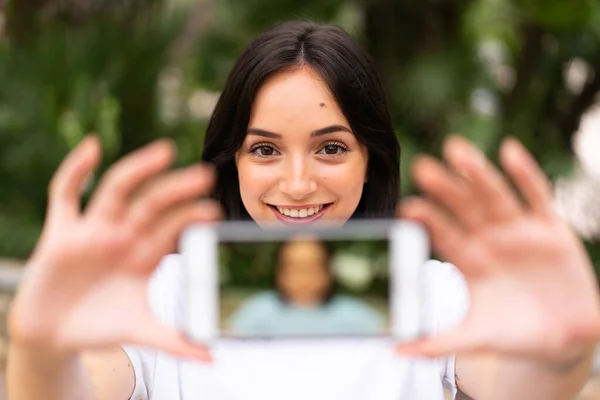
top-left (399, 136), bottom-right (600, 364)
top-left (9, 136), bottom-right (218, 359)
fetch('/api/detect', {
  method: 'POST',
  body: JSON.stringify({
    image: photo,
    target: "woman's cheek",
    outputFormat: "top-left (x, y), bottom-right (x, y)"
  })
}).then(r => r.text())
top-left (238, 163), bottom-right (282, 218)
top-left (320, 160), bottom-right (367, 194)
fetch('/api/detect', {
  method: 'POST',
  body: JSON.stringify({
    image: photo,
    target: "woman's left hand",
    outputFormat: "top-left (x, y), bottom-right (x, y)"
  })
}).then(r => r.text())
top-left (397, 135), bottom-right (600, 367)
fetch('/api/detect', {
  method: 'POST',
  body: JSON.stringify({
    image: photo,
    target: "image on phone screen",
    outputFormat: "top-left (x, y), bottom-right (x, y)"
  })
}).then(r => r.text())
top-left (218, 236), bottom-right (390, 338)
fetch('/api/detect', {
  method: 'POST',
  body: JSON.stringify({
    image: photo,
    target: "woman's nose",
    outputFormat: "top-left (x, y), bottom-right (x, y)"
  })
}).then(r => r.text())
top-left (279, 156), bottom-right (317, 200)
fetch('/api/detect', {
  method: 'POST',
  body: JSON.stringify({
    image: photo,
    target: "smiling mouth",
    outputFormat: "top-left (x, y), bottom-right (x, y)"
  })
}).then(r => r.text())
top-left (268, 203), bottom-right (333, 220)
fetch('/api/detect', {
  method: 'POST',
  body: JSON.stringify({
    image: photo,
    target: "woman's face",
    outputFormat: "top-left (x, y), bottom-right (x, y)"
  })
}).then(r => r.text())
top-left (235, 66), bottom-right (368, 226)
top-left (276, 240), bottom-right (332, 306)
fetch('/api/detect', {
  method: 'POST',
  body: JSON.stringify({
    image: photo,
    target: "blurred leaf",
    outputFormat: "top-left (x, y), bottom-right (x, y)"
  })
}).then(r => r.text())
top-left (1, 0), bottom-right (600, 271)
top-left (516, 0), bottom-right (595, 30)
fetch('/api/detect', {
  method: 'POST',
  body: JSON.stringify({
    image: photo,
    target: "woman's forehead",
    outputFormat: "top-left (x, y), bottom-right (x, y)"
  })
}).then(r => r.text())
top-left (249, 67), bottom-right (349, 132)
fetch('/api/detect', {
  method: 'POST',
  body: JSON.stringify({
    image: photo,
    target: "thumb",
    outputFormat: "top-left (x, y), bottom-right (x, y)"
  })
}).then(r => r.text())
top-left (132, 320), bottom-right (213, 363)
top-left (395, 326), bottom-right (484, 358)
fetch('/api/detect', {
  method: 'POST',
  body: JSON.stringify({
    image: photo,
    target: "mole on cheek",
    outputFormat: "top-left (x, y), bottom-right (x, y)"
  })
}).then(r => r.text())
top-left (319, 103), bottom-right (326, 108)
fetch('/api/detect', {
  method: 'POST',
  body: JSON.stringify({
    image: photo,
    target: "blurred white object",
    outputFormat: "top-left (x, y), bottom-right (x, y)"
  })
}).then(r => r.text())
top-left (0, 260), bottom-right (24, 293)
top-left (470, 88), bottom-right (498, 117)
top-left (554, 169), bottom-right (600, 240)
top-left (188, 90), bottom-right (220, 119)
top-left (563, 58), bottom-right (594, 96)
top-left (573, 106), bottom-right (600, 178)
top-left (477, 39), bottom-right (516, 92)
top-left (332, 253), bottom-right (373, 292)
top-left (158, 67), bottom-right (184, 124)
top-left (554, 106), bottom-right (600, 240)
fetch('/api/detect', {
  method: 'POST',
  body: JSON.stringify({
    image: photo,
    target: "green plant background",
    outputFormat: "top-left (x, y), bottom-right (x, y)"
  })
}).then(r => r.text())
top-left (1, 0), bottom-right (599, 279)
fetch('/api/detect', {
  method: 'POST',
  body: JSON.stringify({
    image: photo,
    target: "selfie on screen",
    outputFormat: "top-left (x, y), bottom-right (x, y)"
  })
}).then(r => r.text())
top-left (220, 237), bottom-right (388, 338)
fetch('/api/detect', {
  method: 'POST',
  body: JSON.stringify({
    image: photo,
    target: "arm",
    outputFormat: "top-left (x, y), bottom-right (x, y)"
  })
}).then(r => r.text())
top-left (397, 136), bottom-right (600, 400)
top-left (6, 137), bottom-right (216, 400)
top-left (7, 345), bottom-right (133, 400)
top-left (456, 351), bottom-right (594, 400)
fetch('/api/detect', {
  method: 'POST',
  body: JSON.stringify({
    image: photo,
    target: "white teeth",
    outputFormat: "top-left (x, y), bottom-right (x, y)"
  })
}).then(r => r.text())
top-left (275, 205), bottom-right (325, 218)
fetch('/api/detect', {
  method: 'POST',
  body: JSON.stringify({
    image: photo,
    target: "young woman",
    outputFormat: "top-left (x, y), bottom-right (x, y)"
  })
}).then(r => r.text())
top-left (7, 20), bottom-right (600, 400)
top-left (228, 238), bottom-right (385, 337)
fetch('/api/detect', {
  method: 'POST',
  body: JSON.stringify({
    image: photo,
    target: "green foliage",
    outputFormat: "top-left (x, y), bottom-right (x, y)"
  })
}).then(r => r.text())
top-left (1, 0), bottom-right (599, 276)
top-left (219, 239), bottom-right (389, 297)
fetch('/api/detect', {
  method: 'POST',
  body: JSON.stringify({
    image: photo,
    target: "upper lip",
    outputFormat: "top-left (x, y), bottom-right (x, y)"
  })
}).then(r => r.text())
top-left (268, 203), bottom-right (331, 209)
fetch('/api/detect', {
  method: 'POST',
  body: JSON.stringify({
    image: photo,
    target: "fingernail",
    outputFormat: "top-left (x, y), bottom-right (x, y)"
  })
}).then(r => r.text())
top-left (464, 143), bottom-right (486, 167)
top-left (502, 137), bottom-right (524, 164)
top-left (83, 132), bottom-right (97, 142)
top-left (81, 133), bottom-right (97, 149)
top-left (508, 137), bottom-right (526, 154)
top-left (154, 138), bottom-right (177, 154)
top-left (447, 137), bottom-right (485, 167)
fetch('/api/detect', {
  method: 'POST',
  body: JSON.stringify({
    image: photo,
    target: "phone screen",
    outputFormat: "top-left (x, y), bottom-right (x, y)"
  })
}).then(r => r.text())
top-left (182, 220), bottom-right (427, 343)
top-left (218, 236), bottom-right (390, 338)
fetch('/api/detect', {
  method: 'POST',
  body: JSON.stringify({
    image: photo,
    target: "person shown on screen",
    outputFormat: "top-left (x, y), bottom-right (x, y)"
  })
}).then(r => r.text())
top-left (228, 238), bottom-right (385, 337)
top-left (6, 20), bottom-right (600, 400)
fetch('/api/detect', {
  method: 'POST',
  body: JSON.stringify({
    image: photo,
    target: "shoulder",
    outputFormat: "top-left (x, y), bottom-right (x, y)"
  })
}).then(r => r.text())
top-left (422, 259), bottom-right (464, 285)
top-left (329, 295), bottom-right (384, 325)
top-left (332, 295), bottom-right (375, 311)
top-left (147, 253), bottom-right (184, 294)
top-left (151, 253), bottom-right (184, 283)
top-left (421, 259), bottom-right (466, 299)
top-left (421, 259), bottom-right (469, 333)
top-left (121, 254), bottom-right (186, 399)
top-left (420, 260), bottom-right (469, 395)
top-left (238, 291), bottom-right (281, 311)
top-left (146, 254), bottom-right (186, 328)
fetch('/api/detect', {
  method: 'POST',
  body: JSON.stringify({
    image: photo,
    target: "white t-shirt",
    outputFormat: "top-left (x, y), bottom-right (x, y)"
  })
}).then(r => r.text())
top-left (124, 255), bottom-right (469, 400)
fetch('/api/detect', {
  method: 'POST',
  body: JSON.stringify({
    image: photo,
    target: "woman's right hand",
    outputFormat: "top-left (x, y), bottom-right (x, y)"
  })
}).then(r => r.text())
top-left (8, 135), bottom-right (219, 360)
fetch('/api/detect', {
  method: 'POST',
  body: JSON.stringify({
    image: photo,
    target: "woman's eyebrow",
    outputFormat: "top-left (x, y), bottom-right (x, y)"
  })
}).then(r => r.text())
top-left (247, 128), bottom-right (281, 139)
top-left (311, 125), bottom-right (353, 137)
top-left (246, 125), bottom-right (353, 139)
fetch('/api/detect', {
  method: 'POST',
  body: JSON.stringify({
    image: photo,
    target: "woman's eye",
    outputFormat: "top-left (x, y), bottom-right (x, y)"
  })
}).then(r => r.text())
top-left (251, 145), bottom-right (279, 157)
top-left (319, 144), bottom-right (348, 156)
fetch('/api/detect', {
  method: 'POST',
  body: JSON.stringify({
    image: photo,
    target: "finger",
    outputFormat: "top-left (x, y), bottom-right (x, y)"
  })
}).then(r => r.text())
top-left (86, 139), bottom-right (176, 219)
top-left (411, 155), bottom-right (485, 231)
top-left (444, 135), bottom-right (522, 222)
top-left (398, 198), bottom-right (478, 272)
top-left (133, 320), bottom-right (213, 362)
top-left (499, 137), bottom-right (554, 216)
top-left (143, 200), bottom-right (224, 265)
top-left (47, 135), bottom-right (102, 222)
top-left (395, 326), bottom-right (483, 358)
top-left (128, 165), bottom-right (215, 232)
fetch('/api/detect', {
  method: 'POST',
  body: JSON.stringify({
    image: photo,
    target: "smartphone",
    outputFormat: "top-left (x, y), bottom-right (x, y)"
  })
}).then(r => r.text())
top-left (180, 219), bottom-right (429, 344)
